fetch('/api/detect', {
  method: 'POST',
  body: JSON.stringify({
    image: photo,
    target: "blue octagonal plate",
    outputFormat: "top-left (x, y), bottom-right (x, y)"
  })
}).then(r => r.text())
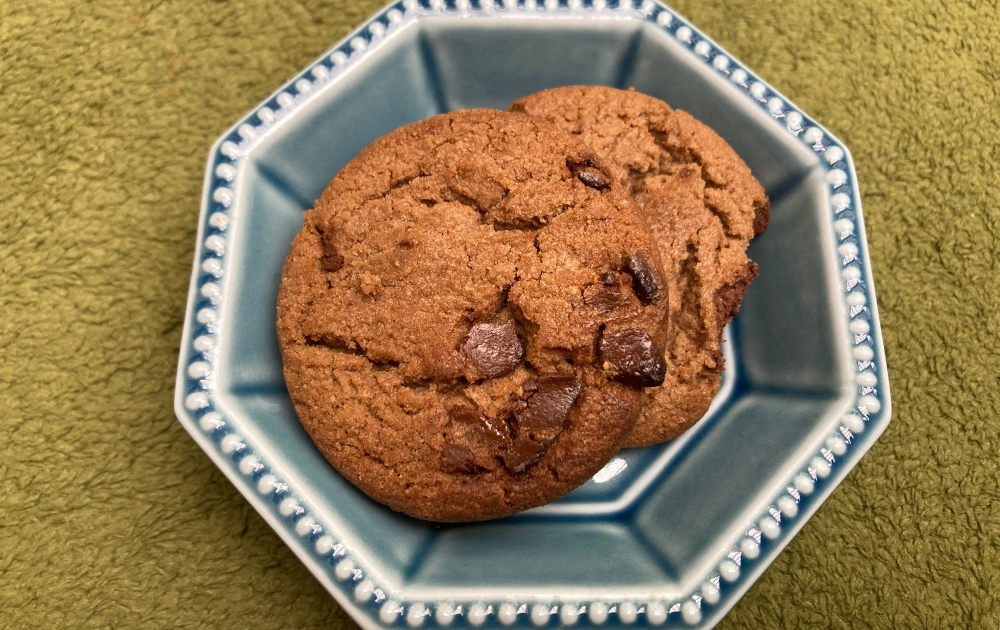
top-left (174, 1), bottom-right (891, 628)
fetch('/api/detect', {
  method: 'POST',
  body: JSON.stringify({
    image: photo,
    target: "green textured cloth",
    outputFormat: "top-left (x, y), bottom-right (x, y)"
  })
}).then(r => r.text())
top-left (2, 0), bottom-right (998, 628)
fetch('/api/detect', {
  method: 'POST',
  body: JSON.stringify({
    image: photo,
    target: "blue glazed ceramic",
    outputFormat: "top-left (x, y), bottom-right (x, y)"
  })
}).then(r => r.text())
top-left (174, 1), bottom-right (891, 628)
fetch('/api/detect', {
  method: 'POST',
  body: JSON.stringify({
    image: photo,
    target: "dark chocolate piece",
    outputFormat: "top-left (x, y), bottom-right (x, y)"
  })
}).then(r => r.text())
top-left (442, 443), bottom-right (478, 474)
top-left (448, 405), bottom-right (483, 426)
top-left (586, 282), bottom-right (622, 313)
top-left (576, 168), bottom-right (611, 190)
top-left (714, 262), bottom-right (758, 325)
top-left (514, 375), bottom-right (582, 431)
top-left (502, 436), bottom-right (553, 475)
top-left (449, 405), bottom-right (510, 448)
top-left (461, 320), bottom-right (525, 379)
top-left (320, 242), bottom-right (343, 272)
top-left (627, 252), bottom-right (660, 302)
top-left (714, 285), bottom-right (744, 321)
top-left (568, 152), bottom-right (611, 190)
top-left (505, 374), bottom-right (578, 474)
top-left (753, 200), bottom-right (770, 235)
top-left (598, 329), bottom-right (667, 387)
top-left (316, 226), bottom-right (345, 273)
top-left (477, 416), bottom-right (511, 448)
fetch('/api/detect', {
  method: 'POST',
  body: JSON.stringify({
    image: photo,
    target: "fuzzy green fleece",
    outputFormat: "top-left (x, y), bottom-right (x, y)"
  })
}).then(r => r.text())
top-left (2, 0), bottom-right (998, 628)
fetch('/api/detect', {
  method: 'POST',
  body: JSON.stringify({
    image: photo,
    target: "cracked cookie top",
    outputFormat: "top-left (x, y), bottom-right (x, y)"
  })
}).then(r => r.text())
top-left (511, 86), bottom-right (770, 447)
top-left (277, 109), bottom-right (670, 522)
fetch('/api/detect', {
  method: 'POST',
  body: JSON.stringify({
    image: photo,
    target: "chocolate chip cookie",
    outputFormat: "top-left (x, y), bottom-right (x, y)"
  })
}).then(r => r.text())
top-left (277, 109), bottom-right (670, 521)
top-left (511, 86), bottom-right (770, 446)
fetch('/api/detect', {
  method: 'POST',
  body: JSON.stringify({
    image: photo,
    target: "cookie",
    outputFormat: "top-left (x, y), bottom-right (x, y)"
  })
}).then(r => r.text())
top-left (511, 86), bottom-right (770, 446)
top-left (277, 109), bottom-right (670, 521)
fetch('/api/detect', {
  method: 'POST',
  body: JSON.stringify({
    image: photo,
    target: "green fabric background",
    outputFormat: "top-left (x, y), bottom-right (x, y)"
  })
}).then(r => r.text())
top-left (2, 0), bottom-right (998, 627)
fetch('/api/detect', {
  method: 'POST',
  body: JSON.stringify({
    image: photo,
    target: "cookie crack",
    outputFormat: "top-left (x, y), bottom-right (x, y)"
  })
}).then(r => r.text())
top-left (674, 242), bottom-right (707, 344)
top-left (347, 438), bottom-right (398, 473)
top-left (492, 220), bottom-right (543, 232)
top-left (648, 131), bottom-right (741, 238)
top-left (304, 335), bottom-right (412, 374)
top-left (356, 173), bottom-right (422, 207)
top-left (305, 336), bottom-right (363, 354)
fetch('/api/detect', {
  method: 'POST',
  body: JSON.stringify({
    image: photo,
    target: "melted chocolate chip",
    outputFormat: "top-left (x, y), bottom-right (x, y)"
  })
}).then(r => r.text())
top-left (442, 443), bottom-right (479, 474)
top-left (586, 283), bottom-right (621, 313)
top-left (598, 329), bottom-right (667, 387)
top-left (461, 320), bottom-right (525, 379)
top-left (448, 405), bottom-right (510, 448)
top-left (568, 152), bottom-right (612, 190)
top-left (514, 375), bottom-right (582, 431)
top-left (478, 416), bottom-right (511, 448)
top-left (502, 436), bottom-right (554, 475)
top-left (627, 252), bottom-right (661, 302)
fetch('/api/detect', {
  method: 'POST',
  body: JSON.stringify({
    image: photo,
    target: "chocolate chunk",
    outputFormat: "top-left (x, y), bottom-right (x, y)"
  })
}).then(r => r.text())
top-left (477, 416), bottom-right (511, 448)
top-left (714, 262), bottom-right (758, 325)
top-left (448, 405), bottom-right (483, 426)
top-left (576, 168), bottom-right (611, 190)
top-left (601, 272), bottom-right (616, 285)
top-left (321, 253), bottom-right (343, 272)
top-left (568, 152), bottom-right (612, 190)
top-left (319, 233), bottom-right (344, 272)
top-left (753, 200), bottom-right (770, 235)
top-left (461, 320), bottom-right (525, 379)
top-left (514, 375), bottom-right (582, 431)
top-left (502, 436), bottom-right (554, 475)
top-left (586, 283), bottom-right (621, 313)
top-left (448, 405), bottom-right (510, 448)
top-left (598, 329), bottom-right (667, 387)
top-left (714, 285), bottom-right (745, 321)
top-left (627, 252), bottom-right (660, 302)
top-left (442, 443), bottom-right (479, 474)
